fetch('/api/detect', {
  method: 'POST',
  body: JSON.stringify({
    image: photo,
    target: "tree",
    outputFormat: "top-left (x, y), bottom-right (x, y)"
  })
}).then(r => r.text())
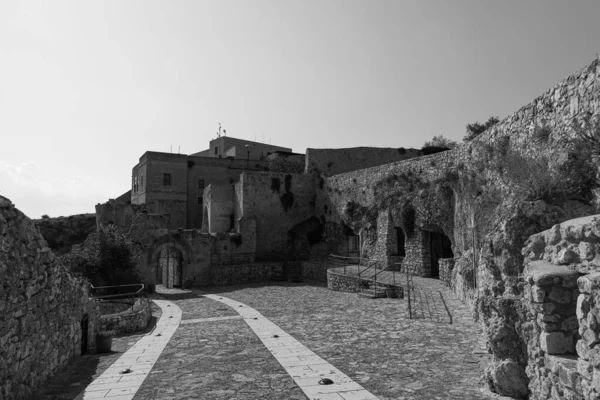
top-left (463, 116), bottom-right (500, 142)
top-left (423, 135), bottom-right (458, 149)
top-left (61, 224), bottom-right (140, 286)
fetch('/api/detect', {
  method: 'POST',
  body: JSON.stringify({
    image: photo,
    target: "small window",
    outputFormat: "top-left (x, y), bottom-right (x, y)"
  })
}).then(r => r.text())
top-left (198, 179), bottom-right (205, 189)
top-left (214, 146), bottom-right (219, 155)
top-left (348, 235), bottom-right (359, 253)
top-left (198, 196), bottom-right (203, 205)
top-left (163, 173), bottom-right (171, 185)
top-left (140, 173), bottom-right (144, 188)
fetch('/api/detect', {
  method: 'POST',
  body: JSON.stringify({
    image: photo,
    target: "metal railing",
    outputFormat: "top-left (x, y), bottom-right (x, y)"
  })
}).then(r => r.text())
top-left (90, 283), bottom-right (145, 312)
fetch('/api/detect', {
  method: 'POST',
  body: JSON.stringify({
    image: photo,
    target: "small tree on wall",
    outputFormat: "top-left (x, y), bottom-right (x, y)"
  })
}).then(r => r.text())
top-left (61, 225), bottom-right (140, 286)
top-left (463, 116), bottom-right (500, 142)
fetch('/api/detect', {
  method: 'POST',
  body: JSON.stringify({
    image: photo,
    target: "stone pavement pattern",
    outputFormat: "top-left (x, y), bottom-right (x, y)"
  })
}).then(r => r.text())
top-left (38, 281), bottom-right (498, 400)
top-left (205, 294), bottom-right (378, 400)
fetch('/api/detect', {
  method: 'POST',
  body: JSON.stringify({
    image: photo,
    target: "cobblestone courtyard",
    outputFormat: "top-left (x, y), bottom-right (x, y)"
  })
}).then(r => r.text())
top-left (38, 280), bottom-right (502, 400)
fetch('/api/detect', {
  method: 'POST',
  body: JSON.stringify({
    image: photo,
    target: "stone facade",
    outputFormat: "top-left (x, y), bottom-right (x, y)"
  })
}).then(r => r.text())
top-left (97, 297), bottom-right (152, 335)
top-left (0, 196), bottom-right (97, 399)
top-left (576, 273), bottom-right (600, 400)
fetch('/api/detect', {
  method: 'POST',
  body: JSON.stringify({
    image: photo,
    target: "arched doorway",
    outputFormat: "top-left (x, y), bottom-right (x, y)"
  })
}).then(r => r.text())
top-left (157, 247), bottom-right (183, 288)
top-left (428, 231), bottom-right (453, 278)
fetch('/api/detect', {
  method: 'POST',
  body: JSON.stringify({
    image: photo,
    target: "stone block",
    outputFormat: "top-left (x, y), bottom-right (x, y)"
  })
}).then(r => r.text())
top-left (561, 315), bottom-right (579, 332)
top-left (540, 331), bottom-right (574, 355)
top-left (548, 287), bottom-right (575, 304)
top-left (525, 261), bottom-right (578, 286)
top-left (577, 359), bottom-right (593, 380)
top-left (578, 272), bottom-right (600, 294)
top-left (558, 248), bottom-right (579, 264)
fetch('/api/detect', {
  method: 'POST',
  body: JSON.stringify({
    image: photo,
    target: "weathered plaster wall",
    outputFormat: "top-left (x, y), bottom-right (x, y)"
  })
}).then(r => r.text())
top-left (34, 213), bottom-right (97, 255)
top-left (306, 147), bottom-right (421, 176)
top-left (0, 196), bottom-right (97, 399)
top-left (95, 200), bottom-right (150, 232)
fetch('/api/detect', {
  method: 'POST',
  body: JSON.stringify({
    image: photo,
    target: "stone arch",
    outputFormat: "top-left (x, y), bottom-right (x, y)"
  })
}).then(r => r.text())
top-left (148, 235), bottom-right (192, 288)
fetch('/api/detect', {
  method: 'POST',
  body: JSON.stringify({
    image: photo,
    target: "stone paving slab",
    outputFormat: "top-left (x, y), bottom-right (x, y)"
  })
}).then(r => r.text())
top-left (198, 282), bottom-right (494, 400)
top-left (74, 300), bottom-right (181, 400)
top-left (133, 319), bottom-right (307, 400)
top-left (206, 294), bottom-right (379, 399)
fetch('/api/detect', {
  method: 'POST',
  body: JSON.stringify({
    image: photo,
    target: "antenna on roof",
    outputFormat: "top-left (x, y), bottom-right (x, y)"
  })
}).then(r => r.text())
top-left (223, 129), bottom-right (226, 137)
top-left (217, 122), bottom-right (222, 138)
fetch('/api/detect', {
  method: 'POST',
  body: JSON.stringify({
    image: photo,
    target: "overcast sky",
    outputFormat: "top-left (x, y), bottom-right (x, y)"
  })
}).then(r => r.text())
top-left (1, 0), bottom-right (599, 219)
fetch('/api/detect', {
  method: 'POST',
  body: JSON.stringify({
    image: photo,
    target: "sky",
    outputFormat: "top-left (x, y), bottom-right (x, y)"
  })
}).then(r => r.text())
top-left (1, 0), bottom-right (599, 219)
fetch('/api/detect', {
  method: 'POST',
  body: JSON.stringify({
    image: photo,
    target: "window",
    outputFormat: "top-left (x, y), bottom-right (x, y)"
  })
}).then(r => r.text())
top-left (348, 235), bottom-right (360, 253)
top-left (197, 196), bottom-right (203, 205)
top-left (214, 146), bottom-right (219, 155)
top-left (163, 173), bottom-right (171, 186)
top-left (197, 179), bottom-right (205, 189)
top-left (133, 176), bottom-right (138, 193)
top-left (140, 173), bottom-right (144, 188)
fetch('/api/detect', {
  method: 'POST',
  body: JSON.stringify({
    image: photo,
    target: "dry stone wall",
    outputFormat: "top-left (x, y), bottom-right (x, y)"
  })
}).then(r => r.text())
top-left (98, 297), bottom-right (152, 335)
top-left (0, 196), bottom-right (96, 400)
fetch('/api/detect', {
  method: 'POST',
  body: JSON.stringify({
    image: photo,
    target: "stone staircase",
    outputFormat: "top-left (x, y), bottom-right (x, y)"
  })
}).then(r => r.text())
top-left (358, 282), bottom-right (402, 299)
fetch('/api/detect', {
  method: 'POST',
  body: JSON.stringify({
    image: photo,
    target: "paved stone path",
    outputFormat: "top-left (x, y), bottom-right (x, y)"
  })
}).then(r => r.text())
top-left (205, 294), bottom-right (378, 400)
top-left (75, 300), bottom-right (181, 400)
top-left (37, 281), bottom-right (507, 400)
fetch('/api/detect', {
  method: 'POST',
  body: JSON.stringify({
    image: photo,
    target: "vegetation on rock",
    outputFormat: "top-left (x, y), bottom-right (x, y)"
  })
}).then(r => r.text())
top-left (463, 116), bottom-right (500, 142)
top-left (60, 224), bottom-right (140, 286)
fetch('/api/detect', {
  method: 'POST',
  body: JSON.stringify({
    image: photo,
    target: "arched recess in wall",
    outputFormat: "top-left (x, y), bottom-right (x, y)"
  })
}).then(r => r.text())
top-left (148, 235), bottom-right (192, 288)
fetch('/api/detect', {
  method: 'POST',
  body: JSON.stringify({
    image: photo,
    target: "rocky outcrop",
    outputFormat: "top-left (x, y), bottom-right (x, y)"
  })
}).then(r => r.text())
top-left (0, 196), bottom-right (96, 399)
top-left (34, 213), bottom-right (97, 255)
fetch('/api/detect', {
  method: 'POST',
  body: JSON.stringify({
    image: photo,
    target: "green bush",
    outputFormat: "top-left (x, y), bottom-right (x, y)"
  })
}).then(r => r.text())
top-left (61, 225), bottom-right (140, 286)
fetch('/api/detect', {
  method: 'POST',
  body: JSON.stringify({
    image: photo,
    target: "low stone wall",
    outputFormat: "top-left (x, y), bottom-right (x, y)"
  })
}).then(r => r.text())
top-left (327, 269), bottom-right (360, 293)
top-left (439, 258), bottom-right (455, 287)
top-left (209, 262), bottom-right (280, 286)
top-left (519, 262), bottom-right (600, 400)
top-left (301, 259), bottom-right (330, 283)
top-left (97, 297), bottom-right (152, 335)
top-left (576, 272), bottom-right (600, 400)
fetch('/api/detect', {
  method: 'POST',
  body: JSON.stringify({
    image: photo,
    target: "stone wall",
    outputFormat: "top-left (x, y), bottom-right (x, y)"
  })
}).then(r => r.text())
top-left (209, 262), bottom-right (280, 286)
top-left (97, 297), bottom-right (152, 335)
top-left (0, 196), bottom-right (97, 399)
top-left (301, 259), bottom-right (330, 283)
top-left (327, 269), bottom-right (360, 293)
top-left (316, 55), bottom-right (600, 398)
top-left (34, 213), bottom-right (97, 255)
top-left (240, 171), bottom-right (317, 260)
top-left (439, 258), bottom-right (455, 286)
top-left (305, 146), bottom-right (421, 176)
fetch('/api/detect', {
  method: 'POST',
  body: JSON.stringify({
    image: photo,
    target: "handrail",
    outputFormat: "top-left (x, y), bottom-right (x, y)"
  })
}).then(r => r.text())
top-left (90, 283), bottom-right (145, 300)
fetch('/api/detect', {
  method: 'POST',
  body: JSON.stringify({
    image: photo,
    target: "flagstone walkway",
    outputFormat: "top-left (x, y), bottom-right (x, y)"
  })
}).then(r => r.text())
top-left (37, 280), bottom-right (509, 400)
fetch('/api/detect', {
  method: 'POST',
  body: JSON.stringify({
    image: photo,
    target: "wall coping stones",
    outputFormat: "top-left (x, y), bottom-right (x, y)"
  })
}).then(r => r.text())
top-left (524, 260), bottom-right (578, 285)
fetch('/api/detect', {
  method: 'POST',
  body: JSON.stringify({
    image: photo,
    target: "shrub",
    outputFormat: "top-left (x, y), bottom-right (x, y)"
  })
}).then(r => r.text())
top-left (41, 214), bottom-right (50, 219)
top-left (423, 135), bottom-right (458, 149)
top-left (572, 113), bottom-right (600, 155)
top-left (61, 225), bottom-right (140, 286)
top-left (463, 116), bottom-right (500, 142)
top-left (532, 124), bottom-right (552, 144)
